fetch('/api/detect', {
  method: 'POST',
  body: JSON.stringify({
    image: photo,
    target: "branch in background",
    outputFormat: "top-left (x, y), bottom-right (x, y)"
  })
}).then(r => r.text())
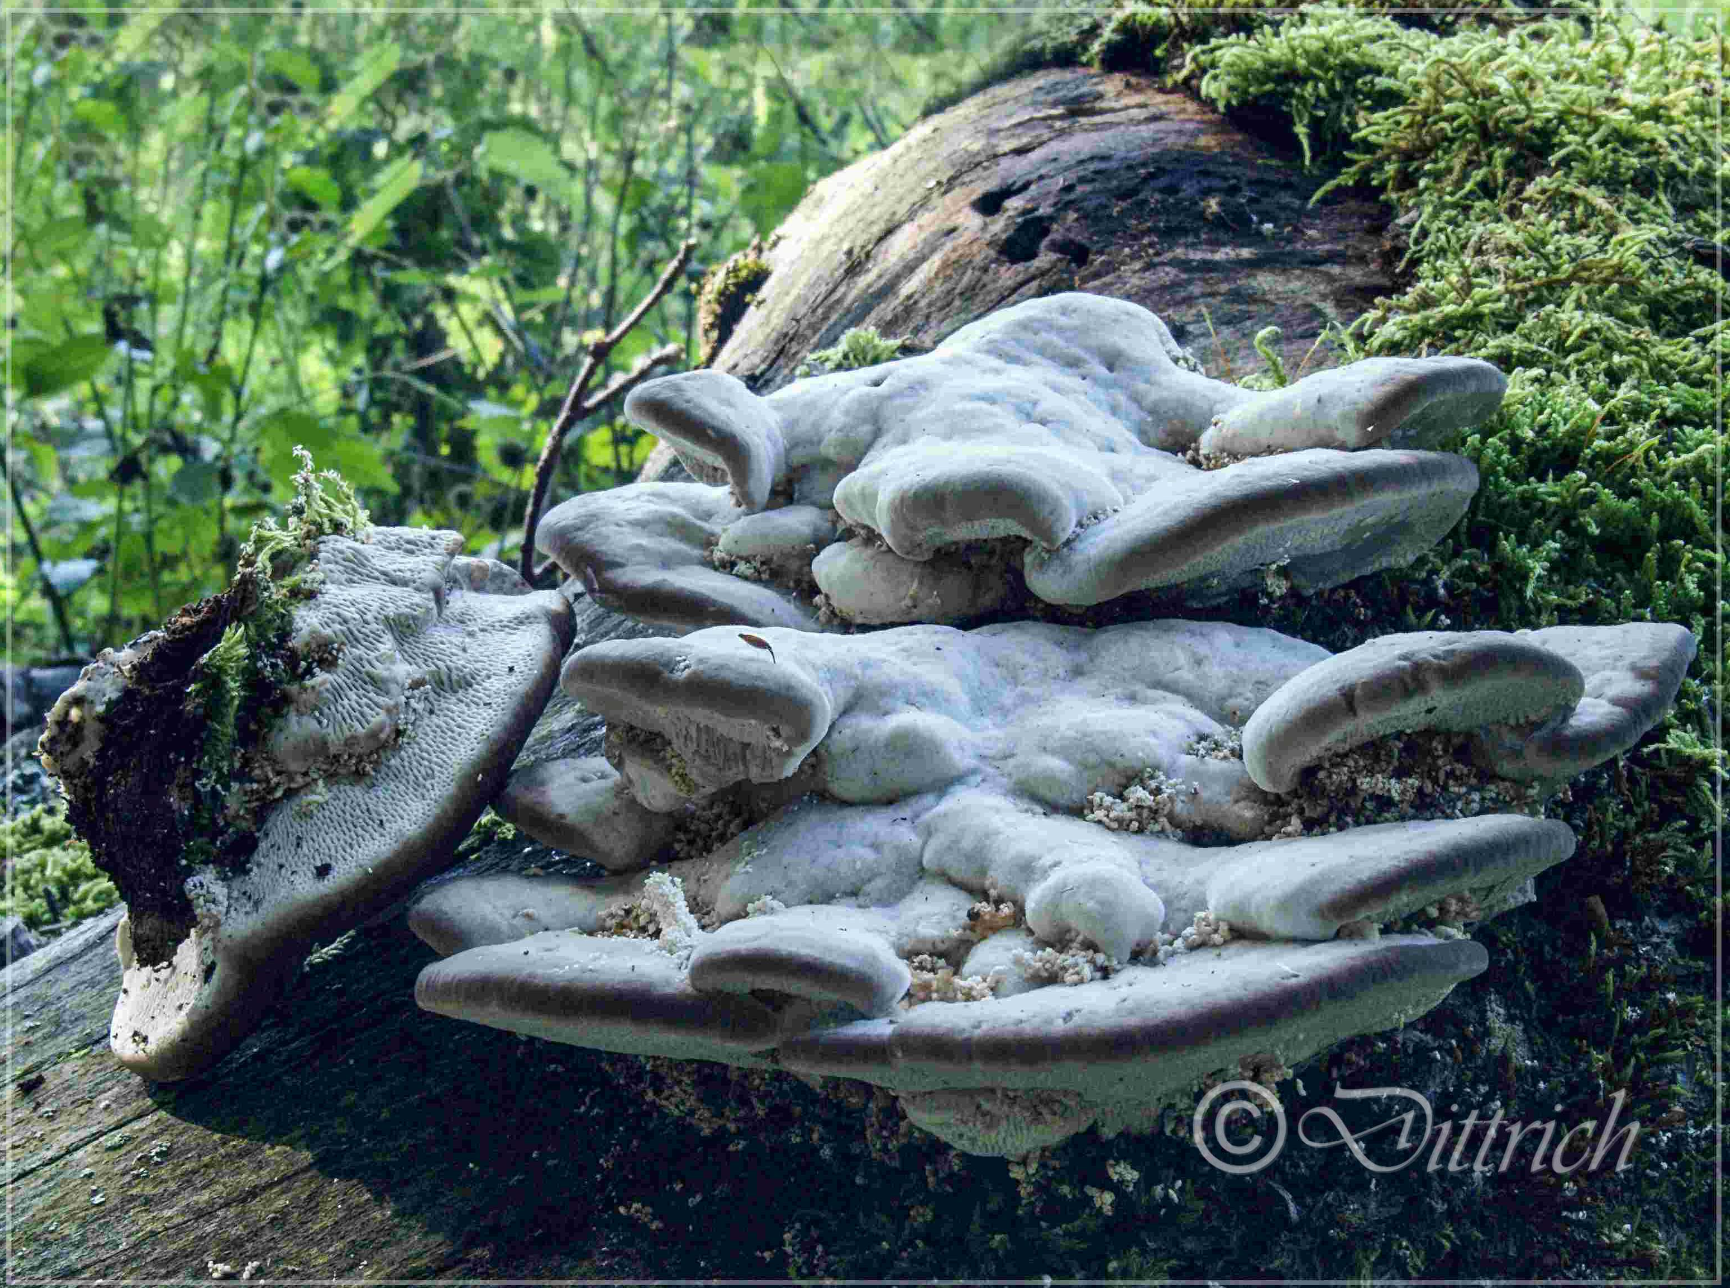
top-left (518, 239), bottom-right (694, 584)
top-left (1, 457), bottom-right (78, 658)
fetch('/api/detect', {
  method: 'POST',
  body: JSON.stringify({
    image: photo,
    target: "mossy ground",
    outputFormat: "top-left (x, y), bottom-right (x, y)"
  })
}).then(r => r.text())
top-left (0, 803), bottom-right (117, 934)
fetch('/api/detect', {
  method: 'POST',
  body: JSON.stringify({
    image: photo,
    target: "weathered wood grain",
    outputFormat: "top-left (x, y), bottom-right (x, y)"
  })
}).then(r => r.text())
top-left (713, 67), bottom-right (1398, 393)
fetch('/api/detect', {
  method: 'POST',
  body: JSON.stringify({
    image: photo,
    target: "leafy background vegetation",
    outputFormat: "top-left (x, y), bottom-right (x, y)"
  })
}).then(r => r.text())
top-left (5, 1), bottom-right (1017, 659)
top-left (4, 0), bottom-right (1724, 1278)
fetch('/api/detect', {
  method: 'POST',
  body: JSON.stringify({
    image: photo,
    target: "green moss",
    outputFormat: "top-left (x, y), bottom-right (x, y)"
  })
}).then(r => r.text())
top-left (696, 242), bottom-right (773, 368)
top-left (1, 804), bottom-right (118, 932)
top-left (238, 444), bottom-right (371, 583)
top-left (1131, 6), bottom-right (1721, 1274)
top-left (916, 4), bottom-right (1108, 119)
top-left (917, 0), bottom-right (1566, 122)
top-left (794, 326), bottom-right (912, 378)
top-left (1184, 6), bottom-right (1429, 167)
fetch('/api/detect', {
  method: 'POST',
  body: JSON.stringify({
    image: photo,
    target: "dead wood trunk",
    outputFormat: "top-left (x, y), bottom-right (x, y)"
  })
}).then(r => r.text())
top-left (714, 66), bottom-right (1396, 391)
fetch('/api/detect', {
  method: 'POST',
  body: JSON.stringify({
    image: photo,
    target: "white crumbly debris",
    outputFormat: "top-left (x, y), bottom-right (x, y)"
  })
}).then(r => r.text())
top-left (1012, 939), bottom-right (1118, 986)
top-left (904, 953), bottom-right (1003, 1005)
top-left (601, 874), bottom-right (704, 964)
top-left (1238, 1051), bottom-right (1292, 1092)
top-left (641, 872), bottom-right (701, 962)
top-left (1106, 1159), bottom-right (1140, 1189)
top-left (1092, 726), bottom-right (1552, 848)
top-left (1188, 729), bottom-right (1242, 761)
top-left (1181, 439), bottom-right (1257, 471)
top-left (1261, 559), bottom-right (1293, 600)
top-left (1267, 730), bottom-right (1551, 840)
top-left (671, 794), bottom-right (755, 861)
top-left (1083, 768), bottom-right (1185, 837)
top-left (708, 543), bottom-right (769, 583)
top-left (1153, 910), bottom-right (1233, 963)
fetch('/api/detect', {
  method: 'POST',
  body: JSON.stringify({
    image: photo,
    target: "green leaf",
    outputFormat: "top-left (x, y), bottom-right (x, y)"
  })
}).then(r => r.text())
top-left (26, 216), bottom-right (91, 261)
top-left (739, 161), bottom-right (808, 235)
top-left (325, 41), bottom-right (402, 129)
top-left (169, 459), bottom-right (223, 506)
top-left (513, 285), bottom-right (566, 305)
top-left (285, 165), bottom-right (342, 210)
top-left (321, 434), bottom-right (397, 494)
top-left (187, 362), bottom-right (234, 423)
top-left (620, 175), bottom-right (657, 217)
top-left (479, 128), bottom-right (570, 197)
top-left (162, 91), bottom-right (209, 138)
top-left (325, 156), bottom-right (422, 268)
top-left (73, 99), bottom-right (126, 136)
top-left (110, 10), bottom-right (169, 62)
top-left (258, 409), bottom-right (339, 478)
top-left (126, 210), bottom-right (170, 250)
top-left (265, 49), bottom-right (322, 93)
top-left (17, 335), bottom-right (113, 400)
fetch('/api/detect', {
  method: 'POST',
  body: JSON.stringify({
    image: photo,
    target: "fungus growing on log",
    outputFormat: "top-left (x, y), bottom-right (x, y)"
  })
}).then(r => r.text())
top-left (413, 611), bottom-right (1689, 1155)
top-left (38, 452), bottom-right (574, 1081)
top-left (44, 293), bottom-right (1695, 1162)
top-left (536, 293), bottom-right (1500, 629)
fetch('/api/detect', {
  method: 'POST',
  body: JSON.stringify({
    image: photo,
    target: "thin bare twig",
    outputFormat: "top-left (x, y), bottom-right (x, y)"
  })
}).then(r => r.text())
top-left (1, 458), bottom-right (77, 657)
top-left (518, 238), bottom-right (694, 583)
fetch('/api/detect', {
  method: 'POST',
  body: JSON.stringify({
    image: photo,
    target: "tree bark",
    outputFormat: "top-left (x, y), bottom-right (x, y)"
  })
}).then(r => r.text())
top-left (715, 67), bottom-right (1397, 391)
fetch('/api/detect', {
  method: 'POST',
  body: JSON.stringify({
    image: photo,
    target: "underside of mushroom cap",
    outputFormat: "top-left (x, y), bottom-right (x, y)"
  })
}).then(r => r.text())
top-left (408, 871), bottom-right (644, 957)
top-left (624, 370), bottom-right (788, 510)
top-left (1242, 630), bottom-right (1587, 794)
top-left (536, 482), bottom-right (820, 632)
top-left (562, 628), bottom-right (834, 791)
top-left (1199, 356), bottom-right (1509, 455)
top-left (495, 755), bottom-right (678, 871)
top-left (49, 527), bottom-right (574, 1082)
top-left (1021, 449), bottom-right (1480, 607)
top-left (776, 934), bottom-right (1485, 1095)
top-left (831, 441), bottom-right (1142, 558)
top-left (688, 905), bottom-right (911, 1017)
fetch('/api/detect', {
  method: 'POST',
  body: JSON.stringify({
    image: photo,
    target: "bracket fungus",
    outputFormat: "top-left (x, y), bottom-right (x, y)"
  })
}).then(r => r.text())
top-left (39, 452), bottom-right (574, 1081)
top-left (535, 293), bottom-right (1501, 629)
top-left (413, 612), bottom-right (1690, 1155)
top-left (45, 292), bottom-right (1695, 1164)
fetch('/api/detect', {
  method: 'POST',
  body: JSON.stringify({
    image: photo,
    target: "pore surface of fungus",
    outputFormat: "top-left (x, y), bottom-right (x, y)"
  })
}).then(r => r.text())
top-left (413, 613), bottom-right (1689, 1154)
top-left (536, 292), bottom-right (1502, 629)
top-left (41, 456), bottom-right (574, 1081)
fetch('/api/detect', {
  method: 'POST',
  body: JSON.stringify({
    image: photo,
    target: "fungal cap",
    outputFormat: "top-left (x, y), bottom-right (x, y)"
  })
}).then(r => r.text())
top-left (100, 533), bottom-right (573, 1081)
top-left (1242, 629), bottom-right (1585, 793)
